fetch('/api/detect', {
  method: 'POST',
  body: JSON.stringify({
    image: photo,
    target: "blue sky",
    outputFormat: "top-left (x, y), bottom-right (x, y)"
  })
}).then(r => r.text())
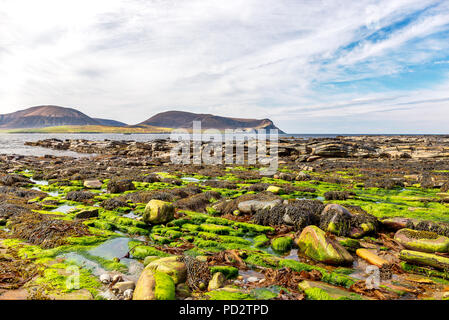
top-left (1, 0), bottom-right (449, 133)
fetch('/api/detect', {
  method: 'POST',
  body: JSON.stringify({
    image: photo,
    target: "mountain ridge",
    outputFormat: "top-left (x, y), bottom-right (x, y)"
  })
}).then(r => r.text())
top-left (136, 110), bottom-right (284, 132)
top-left (0, 106), bottom-right (285, 133)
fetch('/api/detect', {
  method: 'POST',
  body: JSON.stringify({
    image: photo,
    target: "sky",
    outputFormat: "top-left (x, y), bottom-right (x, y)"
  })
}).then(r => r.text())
top-left (1, 0), bottom-right (449, 133)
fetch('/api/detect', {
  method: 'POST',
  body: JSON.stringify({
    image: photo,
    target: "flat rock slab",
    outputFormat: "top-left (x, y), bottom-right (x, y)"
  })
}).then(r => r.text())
top-left (0, 289), bottom-right (29, 300)
top-left (400, 250), bottom-right (449, 270)
top-left (298, 280), bottom-right (369, 300)
top-left (49, 289), bottom-right (93, 300)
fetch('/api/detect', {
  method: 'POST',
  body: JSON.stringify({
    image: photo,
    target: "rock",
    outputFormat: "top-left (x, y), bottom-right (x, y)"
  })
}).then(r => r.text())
top-left (123, 289), bottom-right (133, 300)
top-left (295, 225), bottom-right (353, 265)
top-left (75, 208), bottom-right (99, 219)
top-left (246, 277), bottom-right (259, 283)
top-left (298, 280), bottom-right (367, 300)
top-left (271, 236), bottom-right (293, 253)
top-left (0, 174), bottom-right (31, 187)
top-left (133, 270), bottom-right (175, 300)
top-left (50, 289), bottom-right (93, 300)
top-left (237, 199), bottom-right (282, 214)
top-left (101, 198), bottom-right (129, 210)
top-left (146, 256), bottom-right (187, 284)
top-left (400, 250), bottom-right (449, 270)
top-left (176, 283), bottom-right (191, 298)
top-left (143, 174), bottom-right (161, 183)
top-left (295, 172), bottom-right (311, 181)
top-left (208, 272), bottom-right (226, 291)
top-left (381, 217), bottom-right (416, 231)
top-left (83, 179), bottom-right (102, 189)
top-left (356, 249), bottom-right (389, 268)
top-left (266, 186), bottom-right (282, 194)
top-left (319, 204), bottom-right (352, 236)
top-left (143, 199), bottom-right (175, 225)
top-left (112, 281), bottom-right (135, 293)
top-left (107, 179), bottom-right (136, 194)
top-left (66, 190), bottom-right (95, 202)
top-left (313, 143), bottom-right (349, 157)
top-left (0, 288), bottom-right (29, 300)
top-left (143, 255), bottom-right (162, 267)
top-left (100, 274), bottom-right (111, 284)
top-left (394, 228), bottom-right (449, 253)
top-left (278, 172), bottom-right (294, 181)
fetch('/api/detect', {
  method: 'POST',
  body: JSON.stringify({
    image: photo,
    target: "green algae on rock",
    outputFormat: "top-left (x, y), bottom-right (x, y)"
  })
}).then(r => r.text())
top-left (146, 256), bottom-right (187, 284)
top-left (271, 236), bottom-right (293, 253)
top-left (133, 269), bottom-right (175, 300)
top-left (143, 199), bottom-right (174, 225)
top-left (395, 228), bottom-right (449, 253)
top-left (296, 225), bottom-right (353, 265)
top-left (400, 250), bottom-right (449, 270)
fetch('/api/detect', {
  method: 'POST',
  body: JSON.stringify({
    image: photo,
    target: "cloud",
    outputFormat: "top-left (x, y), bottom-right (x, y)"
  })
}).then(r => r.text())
top-left (0, 0), bottom-right (448, 133)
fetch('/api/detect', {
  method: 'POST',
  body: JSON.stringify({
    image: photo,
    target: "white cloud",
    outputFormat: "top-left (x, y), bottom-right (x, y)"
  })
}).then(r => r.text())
top-left (0, 0), bottom-right (448, 133)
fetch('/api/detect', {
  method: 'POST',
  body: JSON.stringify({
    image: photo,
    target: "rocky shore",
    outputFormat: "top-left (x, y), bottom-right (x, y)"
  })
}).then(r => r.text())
top-left (2, 135), bottom-right (449, 300)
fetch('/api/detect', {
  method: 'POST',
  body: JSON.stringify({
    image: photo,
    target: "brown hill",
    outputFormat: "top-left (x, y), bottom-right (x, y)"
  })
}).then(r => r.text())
top-left (136, 110), bottom-right (284, 133)
top-left (0, 105), bottom-right (127, 129)
top-left (0, 105), bottom-right (101, 129)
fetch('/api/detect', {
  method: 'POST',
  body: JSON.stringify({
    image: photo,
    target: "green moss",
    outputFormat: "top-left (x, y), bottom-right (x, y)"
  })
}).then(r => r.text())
top-left (35, 261), bottom-right (101, 295)
top-left (278, 259), bottom-right (355, 288)
top-left (254, 234), bottom-right (270, 248)
top-left (129, 241), bottom-right (170, 259)
top-left (200, 223), bottom-right (235, 235)
top-left (210, 266), bottom-right (239, 279)
top-left (400, 262), bottom-right (449, 280)
top-left (154, 271), bottom-right (176, 300)
top-left (205, 290), bottom-right (254, 300)
top-left (245, 252), bottom-right (280, 268)
top-left (271, 237), bottom-right (292, 253)
top-left (303, 287), bottom-right (333, 300)
top-left (250, 287), bottom-right (279, 300)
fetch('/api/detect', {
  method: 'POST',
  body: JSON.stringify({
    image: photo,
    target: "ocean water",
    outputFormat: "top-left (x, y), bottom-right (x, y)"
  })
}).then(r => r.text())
top-left (0, 132), bottom-right (346, 157)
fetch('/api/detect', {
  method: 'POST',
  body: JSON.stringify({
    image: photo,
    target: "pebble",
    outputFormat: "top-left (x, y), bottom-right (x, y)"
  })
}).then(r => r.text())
top-left (100, 274), bottom-right (111, 284)
top-left (112, 281), bottom-right (135, 293)
top-left (123, 289), bottom-right (134, 300)
top-left (246, 276), bottom-right (259, 283)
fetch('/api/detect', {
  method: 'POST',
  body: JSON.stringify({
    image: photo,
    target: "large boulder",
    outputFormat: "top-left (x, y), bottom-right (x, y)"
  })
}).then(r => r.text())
top-left (133, 269), bottom-right (175, 300)
top-left (394, 229), bottom-right (449, 253)
top-left (143, 200), bottom-right (174, 225)
top-left (296, 225), bottom-right (353, 265)
top-left (146, 256), bottom-right (187, 284)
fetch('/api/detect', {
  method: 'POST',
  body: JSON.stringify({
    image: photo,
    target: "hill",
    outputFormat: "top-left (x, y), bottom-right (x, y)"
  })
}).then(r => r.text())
top-left (136, 110), bottom-right (284, 132)
top-left (0, 105), bottom-right (104, 129)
